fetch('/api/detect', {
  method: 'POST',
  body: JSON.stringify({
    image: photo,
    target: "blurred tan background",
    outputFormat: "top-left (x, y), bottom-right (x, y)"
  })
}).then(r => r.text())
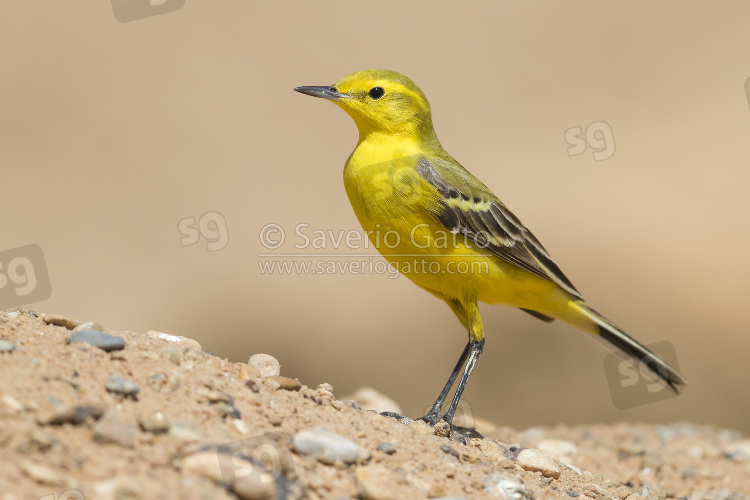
top-left (2, 1), bottom-right (749, 433)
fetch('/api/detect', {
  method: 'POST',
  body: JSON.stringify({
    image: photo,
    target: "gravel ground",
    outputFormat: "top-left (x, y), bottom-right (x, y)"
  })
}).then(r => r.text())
top-left (0, 309), bottom-right (748, 500)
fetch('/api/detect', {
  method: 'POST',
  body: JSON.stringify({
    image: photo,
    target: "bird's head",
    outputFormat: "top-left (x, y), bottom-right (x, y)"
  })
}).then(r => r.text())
top-left (295, 69), bottom-right (438, 142)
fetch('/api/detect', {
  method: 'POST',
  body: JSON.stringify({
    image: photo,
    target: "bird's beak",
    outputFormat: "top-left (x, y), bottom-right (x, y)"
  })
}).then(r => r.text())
top-left (294, 86), bottom-right (347, 101)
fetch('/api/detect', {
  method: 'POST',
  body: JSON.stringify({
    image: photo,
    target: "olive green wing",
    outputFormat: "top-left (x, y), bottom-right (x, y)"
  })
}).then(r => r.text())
top-left (417, 157), bottom-right (582, 302)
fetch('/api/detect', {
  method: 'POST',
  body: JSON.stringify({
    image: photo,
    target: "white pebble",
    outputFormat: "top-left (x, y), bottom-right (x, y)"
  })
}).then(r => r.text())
top-left (21, 461), bottom-right (64, 485)
top-left (560, 461), bottom-right (582, 475)
top-left (230, 419), bottom-right (250, 435)
top-left (516, 448), bottom-right (561, 479)
top-left (147, 330), bottom-right (203, 351)
top-left (182, 451), bottom-right (232, 483)
top-left (248, 353), bottom-right (281, 377)
top-left (537, 439), bottom-right (577, 459)
top-left (158, 333), bottom-right (182, 342)
top-left (293, 427), bottom-right (359, 464)
top-left (726, 439), bottom-right (750, 460)
top-left (482, 472), bottom-right (532, 499)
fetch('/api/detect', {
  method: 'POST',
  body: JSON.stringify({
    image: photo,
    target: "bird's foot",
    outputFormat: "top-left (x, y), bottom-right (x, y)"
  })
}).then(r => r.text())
top-left (418, 412), bottom-right (483, 443)
top-left (433, 419), bottom-right (483, 444)
top-left (382, 411), bottom-right (483, 443)
top-left (417, 410), bottom-right (442, 426)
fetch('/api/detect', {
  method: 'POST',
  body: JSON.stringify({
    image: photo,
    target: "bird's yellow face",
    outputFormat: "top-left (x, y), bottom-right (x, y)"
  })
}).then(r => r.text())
top-left (295, 69), bottom-right (436, 140)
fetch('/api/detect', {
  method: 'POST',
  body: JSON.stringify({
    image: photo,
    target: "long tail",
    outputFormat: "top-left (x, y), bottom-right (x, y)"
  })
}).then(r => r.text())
top-left (572, 300), bottom-right (687, 393)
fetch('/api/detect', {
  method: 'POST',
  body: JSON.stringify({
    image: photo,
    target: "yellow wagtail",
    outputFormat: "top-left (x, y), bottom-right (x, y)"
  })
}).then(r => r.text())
top-left (295, 70), bottom-right (685, 439)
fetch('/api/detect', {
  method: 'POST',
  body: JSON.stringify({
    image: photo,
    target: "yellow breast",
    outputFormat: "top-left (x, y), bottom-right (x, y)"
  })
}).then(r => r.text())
top-left (342, 135), bottom-right (563, 311)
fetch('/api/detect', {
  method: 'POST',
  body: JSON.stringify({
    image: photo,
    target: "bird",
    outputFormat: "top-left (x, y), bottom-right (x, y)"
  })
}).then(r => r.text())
top-left (294, 69), bottom-right (686, 440)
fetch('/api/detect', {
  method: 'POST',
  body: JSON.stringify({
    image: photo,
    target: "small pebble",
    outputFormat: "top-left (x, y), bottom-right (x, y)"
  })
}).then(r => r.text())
top-left (340, 400), bottom-right (362, 410)
top-left (293, 427), bottom-right (359, 464)
top-left (718, 429), bottom-right (742, 441)
top-left (266, 376), bottom-right (301, 391)
top-left (182, 451), bottom-right (236, 483)
top-left (583, 483), bottom-right (607, 496)
top-left (68, 330), bottom-right (125, 351)
top-left (2, 394), bottom-right (22, 413)
top-left (105, 375), bottom-right (140, 397)
top-left (559, 461), bottom-right (582, 475)
top-left (435, 420), bottom-right (451, 437)
top-left (235, 474), bottom-right (304, 500)
top-left (516, 448), bottom-right (561, 479)
top-left (148, 330), bottom-right (203, 350)
top-left (317, 383), bottom-right (335, 401)
top-left (0, 340), bottom-right (15, 352)
top-left (43, 314), bottom-right (81, 330)
top-left (482, 473), bottom-right (532, 499)
top-left (475, 440), bottom-right (515, 469)
top-left (317, 382), bottom-right (333, 393)
top-left (245, 379), bottom-right (261, 393)
top-left (93, 410), bottom-right (137, 448)
top-left (168, 420), bottom-right (204, 443)
top-left (248, 353), bottom-right (281, 377)
top-left (266, 411), bottom-right (282, 426)
top-left (21, 461), bottom-right (65, 485)
top-left (139, 416), bottom-right (169, 434)
top-left (29, 429), bottom-right (55, 450)
top-left (440, 445), bottom-right (460, 458)
top-left (537, 438), bottom-right (577, 458)
top-left (230, 419), bottom-right (250, 435)
top-left (725, 439), bottom-right (750, 460)
top-left (37, 401), bottom-right (106, 425)
top-left (566, 488), bottom-right (580, 497)
top-left (72, 321), bottom-right (104, 332)
top-left (376, 442), bottom-right (396, 455)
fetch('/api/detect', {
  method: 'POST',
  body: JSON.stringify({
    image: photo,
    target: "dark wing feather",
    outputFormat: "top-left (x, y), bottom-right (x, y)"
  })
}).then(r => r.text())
top-left (417, 158), bottom-right (582, 299)
top-left (519, 308), bottom-right (556, 322)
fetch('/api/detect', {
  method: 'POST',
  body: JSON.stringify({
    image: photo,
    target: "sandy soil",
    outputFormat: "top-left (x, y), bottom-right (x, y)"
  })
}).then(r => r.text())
top-left (0, 308), bottom-right (748, 500)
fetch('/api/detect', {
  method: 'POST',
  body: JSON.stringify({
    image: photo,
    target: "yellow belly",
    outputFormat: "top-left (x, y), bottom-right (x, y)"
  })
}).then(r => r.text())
top-left (342, 144), bottom-right (567, 314)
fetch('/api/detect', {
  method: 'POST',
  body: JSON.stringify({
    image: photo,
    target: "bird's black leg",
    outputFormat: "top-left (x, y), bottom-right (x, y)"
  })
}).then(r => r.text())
top-left (441, 338), bottom-right (484, 441)
top-left (419, 341), bottom-right (471, 426)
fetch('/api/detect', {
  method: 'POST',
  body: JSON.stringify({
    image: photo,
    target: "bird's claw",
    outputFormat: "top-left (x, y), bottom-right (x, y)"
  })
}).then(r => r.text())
top-left (417, 411), bottom-right (442, 426)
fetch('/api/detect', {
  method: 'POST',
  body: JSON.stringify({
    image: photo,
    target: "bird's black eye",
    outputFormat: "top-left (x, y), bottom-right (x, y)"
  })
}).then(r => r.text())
top-left (368, 87), bottom-right (385, 100)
